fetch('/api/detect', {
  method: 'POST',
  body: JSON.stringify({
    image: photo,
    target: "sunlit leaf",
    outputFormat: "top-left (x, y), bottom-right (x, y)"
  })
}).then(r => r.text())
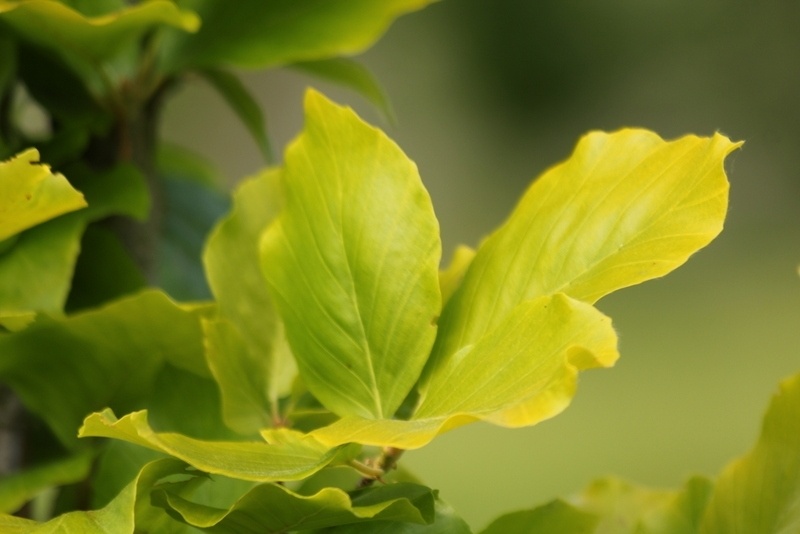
top-left (199, 68), bottom-right (272, 162)
top-left (0, 149), bottom-right (86, 241)
top-left (0, 0), bottom-right (199, 64)
top-left (260, 89), bottom-right (441, 419)
top-left (0, 290), bottom-right (207, 447)
top-left (79, 409), bottom-right (358, 483)
top-left (478, 500), bottom-right (598, 534)
top-left (312, 294), bottom-right (617, 449)
top-left (153, 480), bottom-right (435, 533)
top-left (700, 372), bottom-right (800, 533)
top-left (159, 0), bottom-right (435, 71)
top-left (203, 168), bottom-right (296, 433)
top-left (0, 451), bottom-right (93, 514)
top-left (430, 130), bottom-right (740, 373)
top-left (292, 57), bottom-right (395, 123)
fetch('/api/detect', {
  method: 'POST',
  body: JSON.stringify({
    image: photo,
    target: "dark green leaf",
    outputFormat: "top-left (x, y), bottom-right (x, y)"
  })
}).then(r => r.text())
top-left (479, 500), bottom-right (597, 534)
top-left (198, 69), bottom-right (272, 162)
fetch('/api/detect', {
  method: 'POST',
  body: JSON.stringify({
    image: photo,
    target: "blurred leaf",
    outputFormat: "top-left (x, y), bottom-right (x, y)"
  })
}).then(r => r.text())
top-left (478, 500), bottom-right (598, 534)
top-left (293, 57), bottom-right (395, 123)
top-left (0, 0), bottom-right (199, 64)
top-left (0, 290), bottom-right (207, 447)
top-left (0, 162), bottom-right (148, 328)
top-left (79, 409), bottom-right (358, 483)
top-left (198, 68), bottom-right (272, 161)
top-left (429, 130), bottom-right (740, 378)
top-left (0, 32), bottom-right (15, 97)
top-left (0, 451), bottom-right (94, 514)
top-left (159, 0), bottom-right (435, 71)
top-left (700, 372), bottom-right (800, 533)
top-left (155, 481), bottom-right (435, 533)
top-left (311, 294), bottom-right (617, 449)
top-left (17, 43), bottom-right (107, 127)
top-left (0, 514), bottom-right (36, 532)
top-left (156, 174), bottom-right (229, 301)
top-left (66, 225), bottom-right (146, 312)
top-left (156, 142), bottom-right (222, 188)
top-left (203, 168), bottom-right (296, 433)
top-left (438, 245), bottom-right (475, 308)
top-left (260, 90), bottom-right (441, 419)
top-left (316, 499), bottom-right (471, 534)
top-left (0, 148), bottom-right (86, 241)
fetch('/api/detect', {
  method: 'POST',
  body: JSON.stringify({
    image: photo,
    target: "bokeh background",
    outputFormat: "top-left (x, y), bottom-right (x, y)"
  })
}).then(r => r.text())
top-left (161, 1), bottom-right (800, 528)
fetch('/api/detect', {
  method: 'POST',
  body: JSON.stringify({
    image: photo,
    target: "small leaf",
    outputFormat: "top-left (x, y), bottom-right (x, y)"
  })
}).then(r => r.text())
top-left (438, 245), bottom-right (475, 308)
top-left (153, 481), bottom-right (435, 533)
top-left (203, 168), bottom-right (296, 433)
top-left (292, 57), bottom-right (395, 123)
top-left (478, 500), bottom-right (598, 534)
top-left (0, 149), bottom-right (86, 241)
top-left (700, 372), bottom-right (800, 533)
top-left (79, 409), bottom-right (356, 483)
top-left (431, 130), bottom-right (740, 371)
top-left (260, 90), bottom-right (441, 419)
top-left (159, 0), bottom-right (435, 71)
top-left (311, 294), bottom-right (618, 449)
top-left (198, 68), bottom-right (272, 162)
top-left (0, 451), bottom-right (94, 514)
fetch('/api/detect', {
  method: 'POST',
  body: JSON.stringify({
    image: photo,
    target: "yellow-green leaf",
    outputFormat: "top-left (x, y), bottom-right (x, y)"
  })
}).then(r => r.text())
top-left (0, 149), bottom-right (86, 242)
top-left (701, 372), bottom-right (800, 533)
top-left (79, 409), bottom-right (356, 482)
top-left (431, 130), bottom-right (740, 371)
top-left (260, 90), bottom-right (441, 419)
top-left (312, 294), bottom-right (617, 449)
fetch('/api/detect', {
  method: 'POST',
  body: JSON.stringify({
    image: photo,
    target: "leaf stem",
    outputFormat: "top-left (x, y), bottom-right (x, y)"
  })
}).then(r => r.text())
top-left (357, 446), bottom-right (405, 488)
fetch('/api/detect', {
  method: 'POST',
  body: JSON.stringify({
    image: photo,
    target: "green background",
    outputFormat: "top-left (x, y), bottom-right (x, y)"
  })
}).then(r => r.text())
top-left (161, 1), bottom-right (800, 529)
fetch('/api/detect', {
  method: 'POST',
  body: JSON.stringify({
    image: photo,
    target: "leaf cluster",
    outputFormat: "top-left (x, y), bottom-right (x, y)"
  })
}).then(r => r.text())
top-left (0, 2), bottom-right (793, 533)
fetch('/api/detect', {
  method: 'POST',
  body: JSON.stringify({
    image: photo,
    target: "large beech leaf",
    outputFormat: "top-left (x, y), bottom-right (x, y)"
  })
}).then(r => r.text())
top-left (159, 0), bottom-right (435, 71)
top-left (0, 149), bottom-right (86, 241)
top-left (0, 290), bottom-right (207, 447)
top-left (153, 481), bottom-right (435, 533)
top-left (260, 90), bottom-right (441, 419)
top-left (700, 372), bottom-right (800, 533)
top-left (0, 0), bottom-right (199, 64)
top-left (311, 294), bottom-right (617, 449)
top-left (79, 409), bottom-right (357, 483)
top-left (203, 168), bottom-right (296, 434)
top-left (430, 130), bottom-right (740, 374)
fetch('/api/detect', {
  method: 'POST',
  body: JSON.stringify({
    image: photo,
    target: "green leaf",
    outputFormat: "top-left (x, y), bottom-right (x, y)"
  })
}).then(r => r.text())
top-left (478, 500), bottom-right (598, 534)
top-left (79, 409), bottom-right (357, 483)
top-left (0, 514), bottom-right (37, 533)
top-left (700, 372), bottom-right (800, 533)
top-left (430, 130), bottom-right (740, 373)
top-left (154, 481), bottom-right (435, 533)
top-left (0, 149), bottom-right (86, 241)
top-left (0, 451), bottom-right (93, 514)
top-left (198, 68), bottom-right (272, 162)
top-left (203, 168), bottom-right (296, 433)
top-left (0, 0), bottom-right (199, 64)
top-left (311, 294), bottom-right (617, 449)
top-left (260, 89), bottom-right (441, 419)
top-left (0, 458), bottom-right (196, 533)
top-left (575, 477), bottom-right (713, 534)
top-left (316, 499), bottom-right (472, 534)
top-left (0, 290), bottom-right (208, 447)
top-left (0, 161), bottom-right (149, 327)
top-left (159, 0), bottom-right (435, 71)
top-left (292, 58), bottom-right (395, 123)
